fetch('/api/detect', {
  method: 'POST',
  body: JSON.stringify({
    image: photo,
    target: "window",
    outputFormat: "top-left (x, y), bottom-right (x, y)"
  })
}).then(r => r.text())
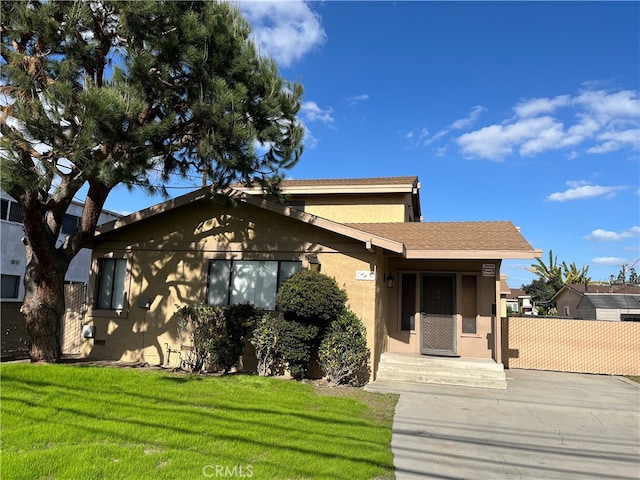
top-left (400, 273), bottom-right (416, 330)
top-left (207, 260), bottom-right (302, 310)
top-left (61, 214), bottom-right (80, 235)
top-left (1, 199), bottom-right (23, 223)
top-left (461, 275), bottom-right (477, 334)
top-left (96, 258), bottom-right (127, 310)
top-left (1, 274), bottom-right (20, 299)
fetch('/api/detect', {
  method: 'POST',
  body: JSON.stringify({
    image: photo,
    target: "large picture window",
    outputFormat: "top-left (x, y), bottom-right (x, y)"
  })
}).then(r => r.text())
top-left (207, 260), bottom-right (302, 310)
top-left (96, 258), bottom-right (127, 310)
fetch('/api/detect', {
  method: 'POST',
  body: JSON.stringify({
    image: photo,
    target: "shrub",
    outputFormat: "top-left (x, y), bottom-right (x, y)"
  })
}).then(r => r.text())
top-left (318, 310), bottom-right (370, 386)
top-left (176, 303), bottom-right (225, 373)
top-left (275, 317), bottom-right (319, 380)
top-left (276, 270), bottom-right (347, 327)
top-left (214, 303), bottom-right (260, 373)
top-left (250, 314), bottom-right (280, 376)
top-left (176, 303), bottom-right (259, 374)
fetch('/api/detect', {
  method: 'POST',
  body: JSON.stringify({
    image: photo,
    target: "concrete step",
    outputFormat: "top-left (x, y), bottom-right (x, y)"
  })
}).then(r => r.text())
top-left (375, 352), bottom-right (507, 389)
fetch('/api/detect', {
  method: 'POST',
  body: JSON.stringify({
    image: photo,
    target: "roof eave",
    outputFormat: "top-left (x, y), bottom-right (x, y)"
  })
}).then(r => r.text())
top-left (404, 248), bottom-right (543, 260)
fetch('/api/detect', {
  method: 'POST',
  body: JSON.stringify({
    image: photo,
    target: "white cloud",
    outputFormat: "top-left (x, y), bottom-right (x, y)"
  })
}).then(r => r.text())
top-left (547, 180), bottom-right (627, 202)
top-left (587, 128), bottom-right (640, 153)
top-left (302, 125), bottom-right (318, 148)
top-left (455, 87), bottom-right (640, 161)
top-left (450, 105), bottom-right (487, 130)
top-left (457, 116), bottom-right (563, 161)
top-left (584, 226), bottom-right (640, 241)
top-left (592, 256), bottom-right (628, 265)
top-left (241, 1), bottom-right (326, 67)
top-left (347, 94), bottom-right (369, 106)
top-left (514, 95), bottom-right (570, 118)
top-left (300, 101), bottom-right (334, 124)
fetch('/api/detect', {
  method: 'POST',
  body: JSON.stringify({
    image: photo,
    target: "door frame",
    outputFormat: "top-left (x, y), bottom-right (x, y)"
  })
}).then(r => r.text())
top-left (419, 273), bottom-right (457, 356)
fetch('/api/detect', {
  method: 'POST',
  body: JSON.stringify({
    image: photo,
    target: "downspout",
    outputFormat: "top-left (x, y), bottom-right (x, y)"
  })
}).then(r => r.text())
top-left (494, 263), bottom-right (503, 364)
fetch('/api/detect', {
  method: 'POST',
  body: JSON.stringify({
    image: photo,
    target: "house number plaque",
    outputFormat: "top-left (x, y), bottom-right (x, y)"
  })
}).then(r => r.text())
top-left (355, 270), bottom-right (376, 281)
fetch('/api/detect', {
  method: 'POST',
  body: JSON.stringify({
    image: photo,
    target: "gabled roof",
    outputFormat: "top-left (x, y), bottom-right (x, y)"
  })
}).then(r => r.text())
top-left (507, 288), bottom-right (530, 299)
top-left (579, 294), bottom-right (640, 310)
top-left (95, 186), bottom-right (405, 254)
top-left (345, 221), bottom-right (540, 259)
top-left (552, 283), bottom-right (640, 300)
top-left (94, 184), bottom-right (540, 260)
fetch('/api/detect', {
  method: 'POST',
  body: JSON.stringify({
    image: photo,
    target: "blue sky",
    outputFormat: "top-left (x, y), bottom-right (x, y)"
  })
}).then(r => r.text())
top-left (103, 1), bottom-right (640, 288)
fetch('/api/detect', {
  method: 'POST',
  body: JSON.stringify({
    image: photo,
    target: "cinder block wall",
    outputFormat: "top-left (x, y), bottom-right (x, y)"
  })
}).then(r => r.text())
top-left (502, 317), bottom-right (640, 376)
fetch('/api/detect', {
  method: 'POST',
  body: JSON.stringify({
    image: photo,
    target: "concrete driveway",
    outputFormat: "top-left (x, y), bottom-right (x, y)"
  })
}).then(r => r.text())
top-left (366, 369), bottom-right (640, 480)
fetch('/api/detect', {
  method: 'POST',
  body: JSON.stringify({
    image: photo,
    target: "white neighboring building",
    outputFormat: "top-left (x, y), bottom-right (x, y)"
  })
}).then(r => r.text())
top-left (1, 191), bottom-right (121, 302)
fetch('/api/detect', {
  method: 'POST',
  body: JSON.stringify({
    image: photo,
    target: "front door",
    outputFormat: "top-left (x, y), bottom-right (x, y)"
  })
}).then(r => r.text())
top-left (420, 274), bottom-right (457, 356)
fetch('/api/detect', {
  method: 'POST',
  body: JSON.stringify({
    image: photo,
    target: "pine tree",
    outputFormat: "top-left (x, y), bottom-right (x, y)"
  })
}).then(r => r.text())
top-left (0, 1), bottom-right (304, 362)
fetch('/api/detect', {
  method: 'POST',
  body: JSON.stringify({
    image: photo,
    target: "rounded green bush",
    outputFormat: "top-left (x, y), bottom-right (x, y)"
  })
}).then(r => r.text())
top-left (318, 310), bottom-right (370, 386)
top-left (276, 270), bottom-right (347, 325)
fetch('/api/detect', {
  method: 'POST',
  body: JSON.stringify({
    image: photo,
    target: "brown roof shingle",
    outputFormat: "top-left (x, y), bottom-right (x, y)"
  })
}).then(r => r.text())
top-left (344, 221), bottom-right (535, 252)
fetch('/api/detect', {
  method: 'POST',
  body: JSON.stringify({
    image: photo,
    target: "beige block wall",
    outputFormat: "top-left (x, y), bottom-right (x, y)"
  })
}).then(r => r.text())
top-left (502, 316), bottom-right (640, 375)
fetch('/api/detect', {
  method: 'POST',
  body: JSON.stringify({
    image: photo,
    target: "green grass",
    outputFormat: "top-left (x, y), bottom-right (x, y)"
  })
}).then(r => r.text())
top-left (0, 364), bottom-right (397, 480)
top-left (626, 376), bottom-right (640, 383)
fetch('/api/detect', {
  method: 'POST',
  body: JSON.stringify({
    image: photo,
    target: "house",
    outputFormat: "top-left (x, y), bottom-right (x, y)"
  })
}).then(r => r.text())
top-left (81, 176), bottom-right (541, 380)
top-left (505, 288), bottom-right (534, 315)
top-left (554, 283), bottom-right (640, 318)
top-left (0, 191), bottom-right (120, 357)
top-left (576, 293), bottom-right (640, 321)
top-left (499, 275), bottom-right (511, 317)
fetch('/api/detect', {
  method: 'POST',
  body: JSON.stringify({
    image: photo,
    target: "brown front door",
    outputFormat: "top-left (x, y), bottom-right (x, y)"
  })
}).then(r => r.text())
top-left (420, 274), bottom-right (457, 356)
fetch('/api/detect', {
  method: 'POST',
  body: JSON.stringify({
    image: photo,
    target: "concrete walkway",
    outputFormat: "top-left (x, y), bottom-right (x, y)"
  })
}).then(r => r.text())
top-left (366, 369), bottom-right (640, 480)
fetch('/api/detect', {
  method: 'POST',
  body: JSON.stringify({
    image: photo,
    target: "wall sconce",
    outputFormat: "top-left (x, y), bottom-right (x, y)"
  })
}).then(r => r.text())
top-left (306, 253), bottom-right (321, 272)
top-left (384, 274), bottom-right (395, 288)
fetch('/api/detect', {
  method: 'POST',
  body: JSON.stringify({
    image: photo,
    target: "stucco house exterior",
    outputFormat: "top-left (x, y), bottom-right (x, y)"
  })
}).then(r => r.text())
top-left (81, 176), bottom-right (541, 379)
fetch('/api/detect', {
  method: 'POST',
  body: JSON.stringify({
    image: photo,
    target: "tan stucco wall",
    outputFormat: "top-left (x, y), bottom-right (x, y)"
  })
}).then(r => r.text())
top-left (502, 316), bottom-right (640, 375)
top-left (555, 288), bottom-right (583, 317)
top-left (383, 258), bottom-right (500, 359)
top-left (83, 198), bottom-right (380, 372)
top-left (291, 193), bottom-right (413, 223)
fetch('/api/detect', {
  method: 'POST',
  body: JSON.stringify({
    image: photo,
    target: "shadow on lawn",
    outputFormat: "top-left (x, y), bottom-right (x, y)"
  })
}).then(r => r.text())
top-left (1, 364), bottom-right (395, 474)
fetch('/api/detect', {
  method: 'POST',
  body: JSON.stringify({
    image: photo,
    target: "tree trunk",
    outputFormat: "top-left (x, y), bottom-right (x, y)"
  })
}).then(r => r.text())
top-left (21, 252), bottom-right (68, 363)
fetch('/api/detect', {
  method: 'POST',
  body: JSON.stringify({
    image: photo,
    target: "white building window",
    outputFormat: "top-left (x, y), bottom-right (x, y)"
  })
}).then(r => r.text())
top-left (1, 199), bottom-right (23, 223)
top-left (96, 258), bottom-right (127, 310)
top-left (207, 260), bottom-right (302, 310)
top-left (1, 274), bottom-right (20, 299)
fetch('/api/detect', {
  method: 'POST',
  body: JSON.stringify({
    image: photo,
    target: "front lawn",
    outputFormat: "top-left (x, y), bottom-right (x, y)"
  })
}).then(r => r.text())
top-left (1, 364), bottom-right (397, 480)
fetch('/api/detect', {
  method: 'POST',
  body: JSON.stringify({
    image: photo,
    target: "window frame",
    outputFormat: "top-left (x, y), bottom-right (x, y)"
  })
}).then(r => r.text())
top-left (61, 213), bottom-right (81, 235)
top-left (206, 259), bottom-right (302, 310)
top-left (1, 274), bottom-right (21, 300)
top-left (1, 198), bottom-right (23, 224)
top-left (92, 256), bottom-right (129, 316)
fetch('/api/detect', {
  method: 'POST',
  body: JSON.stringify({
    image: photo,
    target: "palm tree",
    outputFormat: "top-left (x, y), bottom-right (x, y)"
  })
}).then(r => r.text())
top-left (527, 250), bottom-right (563, 284)
top-left (562, 262), bottom-right (591, 285)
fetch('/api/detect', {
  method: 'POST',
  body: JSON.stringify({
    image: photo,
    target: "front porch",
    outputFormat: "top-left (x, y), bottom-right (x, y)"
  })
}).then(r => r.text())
top-left (373, 352), bottom-right (507, 389)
